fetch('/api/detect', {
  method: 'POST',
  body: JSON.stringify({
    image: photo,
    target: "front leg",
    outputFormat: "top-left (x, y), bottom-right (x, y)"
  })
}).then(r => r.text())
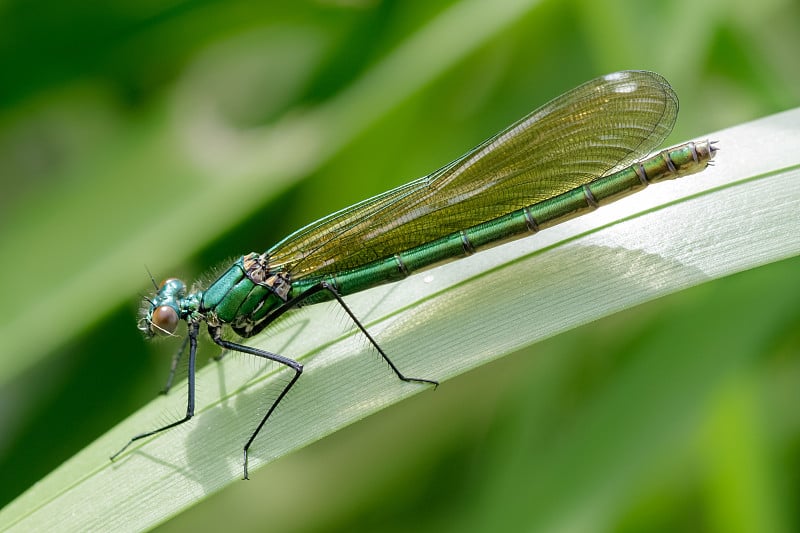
top-left (160, 335), bottom-right (189, 394)
top-left (111, 321), bottom-right (200, 460)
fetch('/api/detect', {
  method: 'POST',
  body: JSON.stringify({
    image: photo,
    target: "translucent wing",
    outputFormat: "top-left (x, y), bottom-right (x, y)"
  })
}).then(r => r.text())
top-left (269, 70), bottom-right (678, 278)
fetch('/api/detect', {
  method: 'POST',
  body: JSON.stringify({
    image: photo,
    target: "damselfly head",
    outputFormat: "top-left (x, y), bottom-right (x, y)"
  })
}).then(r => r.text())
top-left (140, 277), bottom-right (188, 338)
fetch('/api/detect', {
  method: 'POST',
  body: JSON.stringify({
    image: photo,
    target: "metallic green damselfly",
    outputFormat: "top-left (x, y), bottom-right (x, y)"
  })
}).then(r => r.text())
top-left (112, 70), bottom-right (717, 478)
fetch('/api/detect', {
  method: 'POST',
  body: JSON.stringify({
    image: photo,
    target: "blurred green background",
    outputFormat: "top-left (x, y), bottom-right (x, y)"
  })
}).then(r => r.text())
top-left (1, 0), bottom-right (799, 531)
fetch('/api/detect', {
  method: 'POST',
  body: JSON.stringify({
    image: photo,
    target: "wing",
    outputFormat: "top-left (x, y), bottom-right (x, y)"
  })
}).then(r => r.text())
top-left (269, 70), bottom-right (678, 278)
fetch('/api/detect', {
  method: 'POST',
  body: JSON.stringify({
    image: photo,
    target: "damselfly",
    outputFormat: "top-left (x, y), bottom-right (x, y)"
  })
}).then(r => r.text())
top-left (111, 70), bottom-right (717, 478)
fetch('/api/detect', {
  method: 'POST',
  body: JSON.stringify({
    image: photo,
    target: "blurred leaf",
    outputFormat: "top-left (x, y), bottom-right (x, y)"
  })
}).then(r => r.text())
top-left (0, 0), bottom-right (543, 386)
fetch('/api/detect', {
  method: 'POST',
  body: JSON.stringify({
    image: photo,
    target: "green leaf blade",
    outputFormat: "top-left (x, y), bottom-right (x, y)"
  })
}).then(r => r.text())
top-left (2, 107), bottom-right (799, 532)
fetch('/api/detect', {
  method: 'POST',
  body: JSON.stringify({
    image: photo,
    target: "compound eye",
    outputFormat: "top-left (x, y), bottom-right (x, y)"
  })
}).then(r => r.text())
top-left (151, 305), bottom-right (179, 335)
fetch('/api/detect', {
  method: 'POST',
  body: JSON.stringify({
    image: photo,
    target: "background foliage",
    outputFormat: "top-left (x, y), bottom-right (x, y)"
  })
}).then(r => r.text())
top-left (1, 0), bottom-right (799, 531)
